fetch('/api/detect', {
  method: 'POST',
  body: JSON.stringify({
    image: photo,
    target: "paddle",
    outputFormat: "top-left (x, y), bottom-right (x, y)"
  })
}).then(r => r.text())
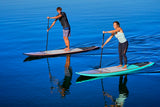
top-left (46, 20), bottom-right (58, 89)
top-left (46, 19), bottom-right (49, 51)
top-left (46, 19), bottom-right (57, 51)
top-left (100, 33), bottom-right (108, 106)
top-left (99, 33), bottom-right (105, 68)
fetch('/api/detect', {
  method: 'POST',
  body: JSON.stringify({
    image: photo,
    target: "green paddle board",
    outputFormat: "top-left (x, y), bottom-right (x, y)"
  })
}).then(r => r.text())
top-left (76, 62), bottom-right (154, 77)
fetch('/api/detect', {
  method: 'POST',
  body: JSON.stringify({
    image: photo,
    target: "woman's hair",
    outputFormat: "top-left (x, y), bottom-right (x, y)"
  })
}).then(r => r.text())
top-left (113, 21), bottom-right (120, 26)
top-left (57, 7), bottom-right (62, 11)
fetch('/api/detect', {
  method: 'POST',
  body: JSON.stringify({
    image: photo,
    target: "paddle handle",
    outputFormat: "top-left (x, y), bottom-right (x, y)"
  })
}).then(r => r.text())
top-left (47, 19), bottom-right (49, 29)
top-left (102, 33), bottom-right (104, 45)
top-left (46, 19), bottom-right (49, 51)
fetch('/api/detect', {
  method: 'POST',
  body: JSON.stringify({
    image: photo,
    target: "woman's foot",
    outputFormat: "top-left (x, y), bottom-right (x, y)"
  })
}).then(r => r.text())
top-left (123, 65), bottom-right (127, 69)
top-left (117, 65), bottom-right (122, 67)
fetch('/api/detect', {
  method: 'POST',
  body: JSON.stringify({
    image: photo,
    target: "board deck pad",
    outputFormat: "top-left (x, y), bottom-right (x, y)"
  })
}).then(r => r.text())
top-left (24, 46), bottom-right (99, 57)
top-left (76, 62), bottom-right (154, 77)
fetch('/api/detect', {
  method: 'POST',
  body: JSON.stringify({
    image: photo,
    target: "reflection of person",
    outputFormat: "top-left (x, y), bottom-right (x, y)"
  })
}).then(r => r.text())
top-left (103, 75), bottom-right (129, 107)
top-left (47, 7), bottom-right (71, 51)
top-left (58, 54), bottom-right (72, 97)
top-left (115, 75), bottom-right (129, 107)
top-left (102, 21), bottom-right (128, 69)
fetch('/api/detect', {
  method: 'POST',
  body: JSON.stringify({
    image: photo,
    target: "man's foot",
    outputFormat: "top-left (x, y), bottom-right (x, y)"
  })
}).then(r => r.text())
top-left (117, 65), bottom-right (122, 67)
top-left (64, 48), bottom-right (67, 51)
top-left (123, 65), bottom-right (127, 69)
top-left (64, 48), bottom-right (70, 52)
top-left (64, 48), bottom-right (69, 51)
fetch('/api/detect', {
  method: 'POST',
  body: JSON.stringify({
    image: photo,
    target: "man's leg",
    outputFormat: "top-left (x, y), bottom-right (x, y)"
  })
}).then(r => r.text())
top-left (63, 29), bottom-right (70, 51)
top-left (63, 36), bottom-right (67, 48)
top-left (63, 36), bottom-right (70, 51)
top-left (66, 37), bottom-right (70, 50)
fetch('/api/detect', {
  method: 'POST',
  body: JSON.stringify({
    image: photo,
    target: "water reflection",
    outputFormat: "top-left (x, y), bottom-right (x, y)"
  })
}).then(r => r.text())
top-left (57, 55), bottom-right (72, 97)
top-left (76, 75), bottom-right (129, 107)
top-left (47, 58), bottom-right (59, 94)
top-left (47, 55), bottom-right (72, 97)
top-left (24, 55), bottom-right (62, 62)
top-left (24, 54), bottom-right (72, 98)
top-left (102, 75), bottom-right (128, 107)
top-left (117, 75), bottom-right (129, 106)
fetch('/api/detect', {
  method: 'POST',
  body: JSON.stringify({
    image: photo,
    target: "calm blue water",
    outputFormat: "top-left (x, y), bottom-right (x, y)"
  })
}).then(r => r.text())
top-left (0, 0), bottom-right (160, 106)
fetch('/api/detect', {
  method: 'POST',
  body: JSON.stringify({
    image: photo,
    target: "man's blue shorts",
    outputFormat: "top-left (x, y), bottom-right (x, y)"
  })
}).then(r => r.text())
top-left (63, 27), bottom-right (70, 37)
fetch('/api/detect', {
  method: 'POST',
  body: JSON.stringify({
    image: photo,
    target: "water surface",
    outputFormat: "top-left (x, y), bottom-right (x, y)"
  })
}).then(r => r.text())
top-left (0, 0), bottom-right (160, 107)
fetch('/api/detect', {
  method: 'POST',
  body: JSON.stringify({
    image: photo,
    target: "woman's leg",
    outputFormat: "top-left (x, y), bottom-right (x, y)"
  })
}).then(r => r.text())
top-left (122, 41), bottom-right (128, 68)
top-left (118, 43), bottom-right (123, 67)
top-left (123, 41), bottom-right (128, 65)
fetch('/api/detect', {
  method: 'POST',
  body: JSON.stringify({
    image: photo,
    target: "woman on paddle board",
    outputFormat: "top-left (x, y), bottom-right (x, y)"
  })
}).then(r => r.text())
top-left (47, 7), bottom-right (71, 51)
top-left (102, 21), bottom-right (128, 69)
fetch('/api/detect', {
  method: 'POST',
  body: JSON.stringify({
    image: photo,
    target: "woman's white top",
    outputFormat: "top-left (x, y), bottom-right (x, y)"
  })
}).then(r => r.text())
top-left (115, 32), bottom-right (127, 43)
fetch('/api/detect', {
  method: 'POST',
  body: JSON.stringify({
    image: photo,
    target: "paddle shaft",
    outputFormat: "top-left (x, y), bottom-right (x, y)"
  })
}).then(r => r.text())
top-left (46, 19), bottom-right (49, 51)
top-left (100, 34), bottom-right (106, 105)
top-left (99, 33), bottom-right (105, 68)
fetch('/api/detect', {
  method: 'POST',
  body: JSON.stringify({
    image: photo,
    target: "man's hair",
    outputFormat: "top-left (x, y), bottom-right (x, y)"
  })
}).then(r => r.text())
top-left (113, 21), bottom-right (120, 26)
top-left (57, 7), bottom-right (62, 11)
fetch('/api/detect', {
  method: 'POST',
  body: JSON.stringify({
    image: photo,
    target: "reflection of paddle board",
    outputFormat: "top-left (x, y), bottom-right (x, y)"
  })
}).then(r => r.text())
top-left (24, 46), bottom-right (99, 57)
top-left (76, 62), bottom-right (154, 77)
top-left (76, 75), bottom-right (113, 83)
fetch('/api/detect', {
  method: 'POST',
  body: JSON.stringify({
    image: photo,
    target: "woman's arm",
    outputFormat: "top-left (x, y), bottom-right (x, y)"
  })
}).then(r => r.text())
top-left (103, 28), bottom-right (121, 34)
top-left (101, 34), bottom-right (114, 48)
top-left (47, 14), bottom-right (62, 19)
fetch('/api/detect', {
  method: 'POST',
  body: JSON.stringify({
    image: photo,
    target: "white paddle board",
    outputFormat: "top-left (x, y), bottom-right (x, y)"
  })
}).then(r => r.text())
top-left (24, 46), bottom-right (99, 57)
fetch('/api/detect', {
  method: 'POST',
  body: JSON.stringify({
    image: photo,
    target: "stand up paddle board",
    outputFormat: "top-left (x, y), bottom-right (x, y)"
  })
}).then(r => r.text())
top-left (76, 62), bottom-right (154, 77)
top-left (24, 46), bottom-right (99, 57)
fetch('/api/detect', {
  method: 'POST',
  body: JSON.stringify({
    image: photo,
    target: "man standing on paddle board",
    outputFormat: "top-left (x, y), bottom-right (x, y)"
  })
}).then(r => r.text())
top-left (102, 21), bottom-right (128, 69)
top-left (47, 7), bottom-right (71, 51)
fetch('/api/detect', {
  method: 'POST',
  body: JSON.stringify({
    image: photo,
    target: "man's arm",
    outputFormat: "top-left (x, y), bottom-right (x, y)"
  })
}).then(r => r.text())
top-left (47, 19), bottom-right (57, 32)
top-left (47, 14), bottom-right (62, 19)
